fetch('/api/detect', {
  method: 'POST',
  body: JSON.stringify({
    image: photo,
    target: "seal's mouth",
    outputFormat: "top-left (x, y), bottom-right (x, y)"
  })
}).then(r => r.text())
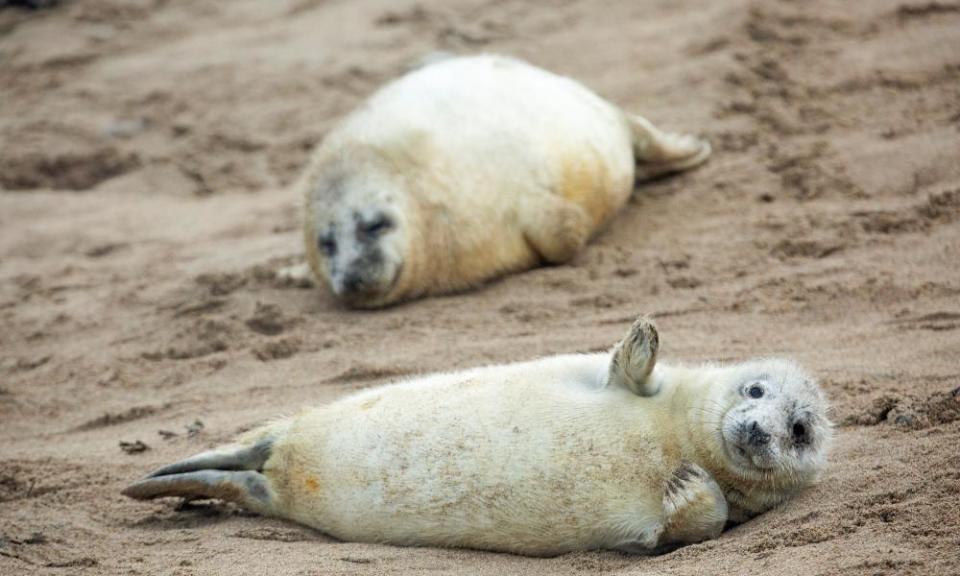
top-left (729, 442), bottom-right (777, 471)
top-left (338, 263), bottom-right (404, 308)
top-left (720, 419), bottom-right (778, 472)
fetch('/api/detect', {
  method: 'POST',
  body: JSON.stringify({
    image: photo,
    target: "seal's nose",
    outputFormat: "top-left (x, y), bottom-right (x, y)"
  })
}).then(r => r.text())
top-left (748, 421), bottom-right (771, 447)
top-left (341, 271), bottom-right (366, 293)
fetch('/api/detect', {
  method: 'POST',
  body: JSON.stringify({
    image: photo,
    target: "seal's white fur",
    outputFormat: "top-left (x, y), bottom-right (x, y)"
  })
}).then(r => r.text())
top-left (298, 54), bottom-right (710, 307)
top-left (125, 320), bottom-right (830, 556)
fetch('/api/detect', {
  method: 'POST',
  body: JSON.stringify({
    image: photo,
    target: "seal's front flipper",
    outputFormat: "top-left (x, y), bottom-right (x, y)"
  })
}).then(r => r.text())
top-left (627, 114), bottom-right (711, 182)
top-left (660, 461), bottom-right (728, 546)
top-left (522, 195), bottom-right (591, 264)
top-left (276, 262), bottom-right (315, 288)
top-left (123, 439), bottom-right (276, 513)
top-left (607, 316), bottom-right (660, 396)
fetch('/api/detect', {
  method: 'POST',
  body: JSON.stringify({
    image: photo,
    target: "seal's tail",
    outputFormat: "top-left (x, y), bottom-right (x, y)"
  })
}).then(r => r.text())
top-left (626, 114), bottom-right (711, 182)
top-left (122, 433), bottom-right (280, 514)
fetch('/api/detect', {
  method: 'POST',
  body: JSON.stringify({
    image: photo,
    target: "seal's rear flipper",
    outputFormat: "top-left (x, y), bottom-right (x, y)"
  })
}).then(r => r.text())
top-left (123, 470), bottom-right (274, 512)
top-left (123, 438), bottom-right (276, 513)
top-left (146, 439), bottom-right (274, 478)
top-left (627, 114), bottom-right (711, 182)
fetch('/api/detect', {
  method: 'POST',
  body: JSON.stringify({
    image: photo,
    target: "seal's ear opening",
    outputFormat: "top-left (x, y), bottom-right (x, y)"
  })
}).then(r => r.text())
top-left (607, 316), bottom-right (660, 396)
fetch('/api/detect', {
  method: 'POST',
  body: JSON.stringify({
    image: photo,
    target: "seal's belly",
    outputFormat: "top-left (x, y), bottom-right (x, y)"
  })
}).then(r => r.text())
top-left (271, 360), bottom-right (669, 554)
top-left (554, 142), bottom-right (635, 229)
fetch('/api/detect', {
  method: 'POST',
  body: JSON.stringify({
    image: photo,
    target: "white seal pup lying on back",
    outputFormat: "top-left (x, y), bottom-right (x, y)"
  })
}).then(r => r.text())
top-left (124, 317), bottom-right (831, 556)
top-left (289, 54), bottom-right (711, 307)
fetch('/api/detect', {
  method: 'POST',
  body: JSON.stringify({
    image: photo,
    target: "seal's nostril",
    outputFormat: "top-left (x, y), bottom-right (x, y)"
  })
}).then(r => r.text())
top-left (748, 421), bottom-right (770, 446)
top-left (342, 271), bottom-right (365, 293)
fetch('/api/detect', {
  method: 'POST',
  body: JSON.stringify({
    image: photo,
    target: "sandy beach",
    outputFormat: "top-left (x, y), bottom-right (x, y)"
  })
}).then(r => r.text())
top-left (1, 0), bottom-right (958, 574)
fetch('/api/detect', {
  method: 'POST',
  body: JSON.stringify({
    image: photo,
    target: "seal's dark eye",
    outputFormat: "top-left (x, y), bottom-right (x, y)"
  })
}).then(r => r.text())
top-left (318, 235), bottom-right (337, 256)
top-left (792, 422), bottom-right (809, 444)
top-left (748, 385), bottom-right (764, 399)
top-left (361, 216), bottom-right (392, 238)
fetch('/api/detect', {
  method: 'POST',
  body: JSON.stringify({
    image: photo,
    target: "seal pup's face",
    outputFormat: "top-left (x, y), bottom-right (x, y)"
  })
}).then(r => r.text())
top-left (717, 359), bottom-right (830, 479)
top-left (308, 172), bottom-right (409, 307)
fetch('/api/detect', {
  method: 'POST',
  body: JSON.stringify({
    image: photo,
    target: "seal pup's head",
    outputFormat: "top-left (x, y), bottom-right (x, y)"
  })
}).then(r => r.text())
top-left (304, 151), bottom-right (414, 308)
top-left (695, 358), bottom-right (831, 517)
top-left (717, 358), bottom-right (831, 478)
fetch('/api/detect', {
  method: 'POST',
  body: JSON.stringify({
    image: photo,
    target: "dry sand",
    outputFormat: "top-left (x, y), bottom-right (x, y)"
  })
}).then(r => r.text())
top-left (1, 0), bottom-right (959, 574)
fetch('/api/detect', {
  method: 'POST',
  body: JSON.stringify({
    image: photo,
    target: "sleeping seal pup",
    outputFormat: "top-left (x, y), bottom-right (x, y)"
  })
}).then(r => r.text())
top-left (124, 317), bottom-right (830, 556)
top-left (289, 54), bottom-right (711, 307)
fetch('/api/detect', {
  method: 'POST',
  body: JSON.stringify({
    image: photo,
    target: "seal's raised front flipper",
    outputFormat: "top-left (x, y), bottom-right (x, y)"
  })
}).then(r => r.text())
top-left (626, 114), bottom-right (711, 182)
top-left (122, 438), bottom-right (276, 514)
top-left (607, 316), bottom-right (660, 396)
